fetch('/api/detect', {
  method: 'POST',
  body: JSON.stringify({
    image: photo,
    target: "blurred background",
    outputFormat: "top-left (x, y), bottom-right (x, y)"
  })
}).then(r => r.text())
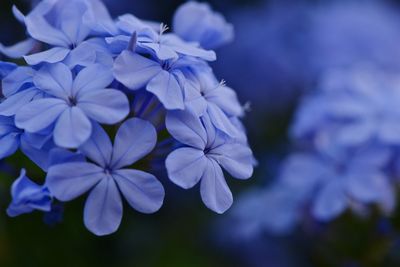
top-left (2, 0), bottom-right (400, 266)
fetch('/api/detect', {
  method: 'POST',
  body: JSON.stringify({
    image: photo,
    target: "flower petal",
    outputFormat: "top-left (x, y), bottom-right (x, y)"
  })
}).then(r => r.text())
top-left (166, 109), bottom-right (207, 149)
top-left (64, 42), bottom-right (97, 68)
top-left (84, 176), bottom-right (122, 236)
top-left (0, 133), bottom-right (20, 159)
top-left (336, 119), bottom-right (375, 146)
top-left (82, 0), bottom-right (118, 35)
top-left (0, 87), bottom-right (40, 116)
top-left (161, 34), bottom-right (216, 61)
top-left (2, 66), bottom-right (34, 97)
top-left (113, 169), bottom-right (164, 213)
top-left (346, 170), bottom-right (387, 203)
top-left (33, 63), bottom-right (72, 100)
top-left (59, 2), bottom-right (91, 45)
top-left (166, 147), bottom-right (207, 189)
top-left (200, 158), bottom-right (233, 214)
top-left (206, 103), bottom-right (239, 137)
top-left (113, 51), bottom-right (161, 90)
top-left (53, 107), bottom-right (92, 148)
top-left (15, 98), bottom-right (67, 133)
top-left (0, 38), bottom-right (37, 58)
top-left (79, 122), bottom-right (112, 168)
top-left (140, 42), bottom-right (178, 61)
top-left (46, 162), bottom-right (105, 201)
top-left (25, 12), bottom-right (71, 47)
top-left (7, 169), bottom-right (52, 217)
top-left (20, 138), bottom-right (52, 171)
top-left (312, 180), bottom-right (347, 222)
top-left (379, 117), bottom-right (400, 144)
top-left (209, 142), bottom-right (254, 179)
top-left (77, 89), bottom-right (129, 124)
top-left (205, 85), bottom-right (244, 117)
top-left (72, 64), bottom-right (113, 96)
top-left (24, 47), bottom-right (70, 66)
top-left (111, 118), bottom-right (157, 169)
top-left (147, 70), bottom-right (185, 110)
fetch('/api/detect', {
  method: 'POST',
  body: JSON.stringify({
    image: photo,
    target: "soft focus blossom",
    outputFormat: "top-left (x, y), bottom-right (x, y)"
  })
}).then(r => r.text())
top-left (173, 1), bottom-right (234, 50)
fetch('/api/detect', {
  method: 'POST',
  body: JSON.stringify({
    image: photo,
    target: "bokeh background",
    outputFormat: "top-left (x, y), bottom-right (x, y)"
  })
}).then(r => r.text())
top-left (2, 0), bottom-right (400, 266)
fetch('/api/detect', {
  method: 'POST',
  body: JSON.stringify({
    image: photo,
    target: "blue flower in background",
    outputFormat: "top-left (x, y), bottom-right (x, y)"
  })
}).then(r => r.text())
top-left (281, 147), bottom-right (394, 222)
top-left (307, 1), bottom-right (400, 74)
top-left (15, 63), bottom-right (129, 148)
top-left (228, 143), bottom-right (394, 237)
top-left (214, 2), bottom-right (311, 114)
top-left (47, 119), bottom-right (165, 236)
top-left (173, 1), bottom-right (234, 50)
top-left (7, 169), bottom-right (52, 217)
top-left (229, 65), bottom-right (400, 236)
top-left (215, 0), bottom-right (400, 116)
top-left (166, 109), bottom-right (253, 213)
top-left (292, 66), bottom-right (400, 149)
top-left (229, 186), bottom-right (302, 237)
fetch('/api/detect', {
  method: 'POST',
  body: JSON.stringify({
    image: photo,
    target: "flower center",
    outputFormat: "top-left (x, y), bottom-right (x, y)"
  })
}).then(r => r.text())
top-left (104, 166), bottom-right (113, 176)
top-left (68, 96), bottom-right (78, 106)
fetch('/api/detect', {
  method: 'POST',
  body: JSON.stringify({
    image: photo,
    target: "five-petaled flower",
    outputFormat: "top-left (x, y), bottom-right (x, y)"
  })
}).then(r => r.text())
top-left (47, 119), bottom-right (165, 236)
top-left (15, 63), bottom-right (129, 148)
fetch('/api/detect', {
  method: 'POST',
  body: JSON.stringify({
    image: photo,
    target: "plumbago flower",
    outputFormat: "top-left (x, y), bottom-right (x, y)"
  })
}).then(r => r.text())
top-left (15, 63), bottom-right (129, 148)
top-left (7, 169), bottom-right (52, 218)
top-left (225, 66), bottom-right (400, 237)
top-left (0, 0), bottom-right (254, 235)
top-left (47, 120), bottom-right (164, 236)
top-left (165, 110), bottom-right (253, 213)
top-left (172, 1), bottom-right (234, 50)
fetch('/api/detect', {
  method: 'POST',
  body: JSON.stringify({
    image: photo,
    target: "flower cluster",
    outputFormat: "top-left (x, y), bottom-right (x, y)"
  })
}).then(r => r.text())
top-left (218, 0), bottom-right (400, 239)
top-left (229, 66), bottom-right (399, 237)
top-left (0, 0), bottom-right (254, 236)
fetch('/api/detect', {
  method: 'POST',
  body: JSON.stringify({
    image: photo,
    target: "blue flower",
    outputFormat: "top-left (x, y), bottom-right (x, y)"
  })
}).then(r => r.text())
top-left (0, 0), bottom-right (254, 236)
top-left (308, 1), bottom-right (400, 73)
top-left (15, 63), bottom-right (129, 148)
top-left (7, 169), bottom-right (52, 217)
top-left (114, 14), bottom-right (216, 61)
top-left (227, 187), bottom-right (301, 237)
top-left (275, 145), bottom-right (393, 223)
top-left (0, 113), bottom-right (82, 170)
top-left (114, 50), bottom-right (195, 110)
top-left (214, 2), bottom-right (311, 114)
top-left (165, 109), bottom-right (253, 213)
top-left (184, 66), bottom-right (244, 137)
top-left (292, 66), bottom-right (400, 149)
top-left (114, 50), bottom-right (243, 137)
top-left (0, 66), bottom-right (45, 116)
top-left (1, 0), bottom-right (116, 66)
top-left (47, 119), bottom-right (165, 236)
top-left (172, 1), bottom-right (234, 50)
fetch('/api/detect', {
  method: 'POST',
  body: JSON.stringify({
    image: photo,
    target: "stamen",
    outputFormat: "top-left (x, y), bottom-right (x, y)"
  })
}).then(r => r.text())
top-left (159, 23), bottom-right (169, 35)
top-left (220, 79), bottom-right (227, 87)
